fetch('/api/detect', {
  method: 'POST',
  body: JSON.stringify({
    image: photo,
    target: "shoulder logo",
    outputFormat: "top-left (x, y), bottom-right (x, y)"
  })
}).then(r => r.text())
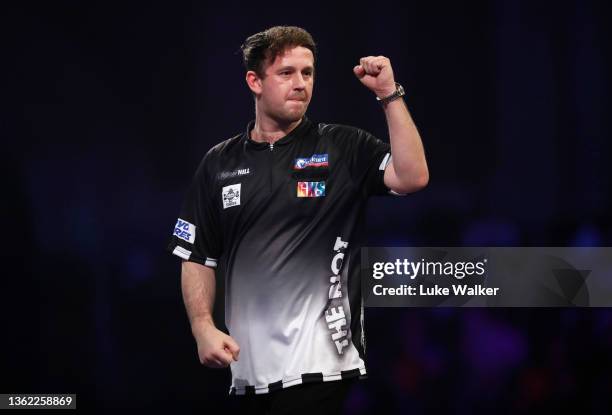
top-left (294, 154), bottom-right (328, 170)
top-left (173, 218), bottom-right (196, 243)
top-left (222, 183), bottom-right (241, 209)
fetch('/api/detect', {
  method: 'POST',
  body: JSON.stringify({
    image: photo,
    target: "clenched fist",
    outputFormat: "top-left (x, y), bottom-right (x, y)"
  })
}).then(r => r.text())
top-left (353, 55), bottom-right (396, 98)
top-left (193, 320), bottom-right (240, 368)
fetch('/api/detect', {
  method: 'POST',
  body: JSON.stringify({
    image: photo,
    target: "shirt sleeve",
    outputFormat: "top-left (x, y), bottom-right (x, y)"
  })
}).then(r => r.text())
top-left (166, 154), bottom-right (222, 268)
top-left (347, 127), bottom-right (405, 198)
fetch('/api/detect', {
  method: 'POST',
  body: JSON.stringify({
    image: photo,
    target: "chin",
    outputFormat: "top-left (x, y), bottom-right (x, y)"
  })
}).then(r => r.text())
top-left (278, 110), bottom-right (307, 124)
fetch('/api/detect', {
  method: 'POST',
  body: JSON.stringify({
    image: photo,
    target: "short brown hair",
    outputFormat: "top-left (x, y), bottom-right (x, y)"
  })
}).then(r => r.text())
top-left (241, 26), bottom-right (317, 78)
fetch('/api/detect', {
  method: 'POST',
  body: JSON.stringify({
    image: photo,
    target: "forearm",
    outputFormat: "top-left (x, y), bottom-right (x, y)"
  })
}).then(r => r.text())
top-left (180, 260), bottom-right (239, 366)
top-left (383, 97), bottom-right (429, 191)
top-left (181, 260), bottom-right (217, 335)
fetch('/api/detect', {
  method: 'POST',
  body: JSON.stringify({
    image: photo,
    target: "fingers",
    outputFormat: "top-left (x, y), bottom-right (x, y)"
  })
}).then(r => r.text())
top-left (197, 334), bottom-right (240, 368)
top-left (201, 349), bottom-right (234, 368)
top-left (358, 55), bottom-right (389, 75)
top-left (353, 65), bottom-right (365, 78)
top-left (224, 336), bottom-right (240, 361)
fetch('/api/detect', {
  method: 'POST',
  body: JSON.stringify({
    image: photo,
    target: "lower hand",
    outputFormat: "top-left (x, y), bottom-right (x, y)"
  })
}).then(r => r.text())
top-left (193, 321), bottom-right (240, 368)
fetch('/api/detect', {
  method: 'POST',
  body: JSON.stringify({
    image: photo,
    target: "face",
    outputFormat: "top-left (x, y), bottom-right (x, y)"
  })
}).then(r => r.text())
top-left (248, 46), bottom-right (314, 124)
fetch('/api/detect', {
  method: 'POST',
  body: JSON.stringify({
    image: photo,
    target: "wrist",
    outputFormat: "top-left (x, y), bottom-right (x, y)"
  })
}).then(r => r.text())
top-left (192, 315), bottom-right (215, 331)
top-left (375, 85), bottom-right (397, 98)
top-left (376, 82), bottom-right (405, 105)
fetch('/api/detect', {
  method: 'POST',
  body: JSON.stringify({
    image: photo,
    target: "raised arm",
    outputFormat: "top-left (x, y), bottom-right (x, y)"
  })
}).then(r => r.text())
top-left (354, 56), bottom-right (429, 194)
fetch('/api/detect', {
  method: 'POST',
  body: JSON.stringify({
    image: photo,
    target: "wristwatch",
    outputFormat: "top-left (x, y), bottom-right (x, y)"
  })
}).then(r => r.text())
top-left (376, 82), bottom-right (405, 105)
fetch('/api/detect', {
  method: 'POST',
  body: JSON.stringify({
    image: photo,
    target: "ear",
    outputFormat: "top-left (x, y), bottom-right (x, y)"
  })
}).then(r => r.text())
top-left (246, 71), bottom-right (263, 95)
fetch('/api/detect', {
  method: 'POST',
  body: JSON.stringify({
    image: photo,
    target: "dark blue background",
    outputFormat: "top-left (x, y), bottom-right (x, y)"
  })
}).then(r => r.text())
top-left (3, 1), bottom-right (612, 413)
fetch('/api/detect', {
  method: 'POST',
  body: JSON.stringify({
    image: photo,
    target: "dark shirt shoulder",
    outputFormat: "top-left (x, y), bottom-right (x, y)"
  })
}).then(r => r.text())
top-left (189, 132), bottom-right (243, 185)
top-left (317, 122), bottom-right (385, 151)
top-left (207, 132), bottom-right (244, 159)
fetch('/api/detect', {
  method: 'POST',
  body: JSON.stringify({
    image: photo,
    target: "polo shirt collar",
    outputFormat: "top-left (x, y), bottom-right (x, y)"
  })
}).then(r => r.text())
top-left (244, 116), bottom-right (312, 149)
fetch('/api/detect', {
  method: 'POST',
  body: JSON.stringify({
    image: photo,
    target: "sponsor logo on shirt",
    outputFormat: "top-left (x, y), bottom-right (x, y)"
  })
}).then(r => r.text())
top-left (173, 218), bottom-right (196, 243)
top-left (217, 168), bottom-right (251, 180)
top-left (297, 181), bottom-right (325, 198)
top-left (222, 183), bottom-right (241, 209)
top-left (293, 154), bottom-right (328, 170)
top-left (325, 236), bottom-right (350, 354)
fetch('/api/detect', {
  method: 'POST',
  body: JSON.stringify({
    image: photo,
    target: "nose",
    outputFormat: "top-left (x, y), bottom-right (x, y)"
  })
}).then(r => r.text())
top-left (293, 72), bottom-right (306, 90)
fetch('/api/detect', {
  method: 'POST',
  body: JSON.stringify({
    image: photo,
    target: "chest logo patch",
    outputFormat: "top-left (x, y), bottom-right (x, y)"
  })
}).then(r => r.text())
top-left (294, 153), bottom-right (328, 170)
top-left (297, 181), bottom-right (325, 198)
top-left (222, 183), bottom-right (241, 209)
top-left (217, 167), bottom-right (251, 180)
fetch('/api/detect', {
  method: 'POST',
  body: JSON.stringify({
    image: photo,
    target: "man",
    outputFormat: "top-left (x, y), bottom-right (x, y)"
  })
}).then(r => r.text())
top-left (167, 26), bottom-right (428, 413)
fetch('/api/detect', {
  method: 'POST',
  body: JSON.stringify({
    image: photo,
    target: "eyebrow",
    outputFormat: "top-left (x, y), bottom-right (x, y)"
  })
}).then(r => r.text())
top-left (277, 66), bottom-right (315, 72)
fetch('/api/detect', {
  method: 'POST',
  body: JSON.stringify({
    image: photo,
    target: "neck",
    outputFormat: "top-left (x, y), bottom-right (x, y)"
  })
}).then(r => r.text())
top-left (250, 109), bottom-right (302, 144)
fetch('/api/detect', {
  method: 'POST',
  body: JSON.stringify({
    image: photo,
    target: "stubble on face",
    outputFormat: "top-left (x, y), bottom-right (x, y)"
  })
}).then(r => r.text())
top-left (259, 46), bottom-right (314, 125)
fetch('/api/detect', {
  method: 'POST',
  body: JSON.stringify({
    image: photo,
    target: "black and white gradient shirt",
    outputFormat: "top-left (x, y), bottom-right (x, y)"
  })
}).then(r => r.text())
top-left (167, 116), bottom-right (401, 395)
